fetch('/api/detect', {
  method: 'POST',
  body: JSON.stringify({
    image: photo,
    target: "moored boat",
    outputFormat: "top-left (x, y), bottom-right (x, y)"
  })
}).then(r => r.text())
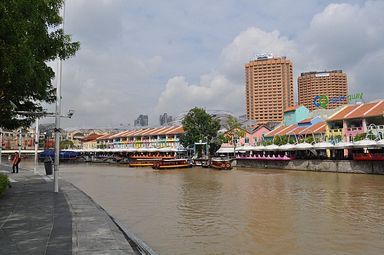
top-left (152, 159), bottom-right (192, 170)
top-left (129, 158), bottom-right (160, 167)
top-left (353, 153), bottom-right (384, 161)
top-left (39, 149), bottom-right (80, 161)
top-left (210, 158), bottom-right (233, 170)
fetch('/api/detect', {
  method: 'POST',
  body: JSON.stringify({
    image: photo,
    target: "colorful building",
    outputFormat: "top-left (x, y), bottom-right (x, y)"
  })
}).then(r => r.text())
top-left (96, 126), bottom-right (185, 150)
top-left (326, 100), bottom-right (384, 143)
top-left (283, 105), bottom-right (310, 126)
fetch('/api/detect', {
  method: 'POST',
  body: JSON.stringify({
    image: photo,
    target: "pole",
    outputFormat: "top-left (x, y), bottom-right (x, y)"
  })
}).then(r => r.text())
top-left (18, 129), bottom-right (22, 156)
top-left (0, 128), bottom-right (2, 164)
top-left (34, 119), bottom-right (39, 174)
top-left (54, 1), bottom-right (65, 193)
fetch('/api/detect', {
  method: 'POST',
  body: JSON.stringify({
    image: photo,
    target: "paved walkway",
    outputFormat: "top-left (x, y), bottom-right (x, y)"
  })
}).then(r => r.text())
top-left (0, 165), bottom-right (135, 255)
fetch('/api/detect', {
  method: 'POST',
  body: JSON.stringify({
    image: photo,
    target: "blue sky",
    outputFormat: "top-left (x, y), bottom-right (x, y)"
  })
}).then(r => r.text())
top-left (53, 0), bottom-right (383, 128)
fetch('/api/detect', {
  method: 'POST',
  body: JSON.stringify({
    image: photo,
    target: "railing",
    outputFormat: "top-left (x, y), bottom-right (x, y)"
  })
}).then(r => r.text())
top-left (326, 128), bottom-right (343, 138)
top-left (346, 127), bottom-right (364, 137)
top-left (368, 125), bottom-right (384, 131)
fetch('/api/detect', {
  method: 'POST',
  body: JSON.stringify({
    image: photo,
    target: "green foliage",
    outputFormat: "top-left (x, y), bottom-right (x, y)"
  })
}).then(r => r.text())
top-left (0, 173), bottom-right (10, 197)
top-left (304, 136), bottom-right (320, 144)
top-left (226, 116), bottom-right (241, 130)
top-left (272, 135), bottom-right (296, 145)
top-left (60, 140), bottom-right (74, 149)
top-left (180, 107), bottom-right (221, 149)
top-left (0, 0), bottom-right (80, 129)
top-left (353, 133), bottom-right (366, 142)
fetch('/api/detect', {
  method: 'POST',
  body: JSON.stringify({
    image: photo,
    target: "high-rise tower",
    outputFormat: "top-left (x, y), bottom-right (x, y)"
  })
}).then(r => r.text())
top-left (298, 70), bottom-right (348, 111)
top-left (245, 54), bottom-right (294, 123)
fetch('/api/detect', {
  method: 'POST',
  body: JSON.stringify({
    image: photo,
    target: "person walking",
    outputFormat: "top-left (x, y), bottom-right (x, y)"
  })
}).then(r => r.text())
top-left (12, 152), bottom-right (21, 173)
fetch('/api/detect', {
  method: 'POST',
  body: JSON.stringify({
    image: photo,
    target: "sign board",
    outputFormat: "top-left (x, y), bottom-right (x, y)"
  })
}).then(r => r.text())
top-left (315, 73), bottom-right (330, 77)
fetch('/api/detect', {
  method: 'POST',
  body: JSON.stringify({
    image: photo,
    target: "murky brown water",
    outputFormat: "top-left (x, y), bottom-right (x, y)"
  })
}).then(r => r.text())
top-left (25, 161), bottom-right (384, 254)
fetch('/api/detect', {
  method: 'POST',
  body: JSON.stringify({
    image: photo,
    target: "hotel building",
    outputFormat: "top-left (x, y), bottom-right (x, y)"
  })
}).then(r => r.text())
top-left (298, 70), bottom-right (348, 111)
top-left (245, 54), bottom-right (294, 124)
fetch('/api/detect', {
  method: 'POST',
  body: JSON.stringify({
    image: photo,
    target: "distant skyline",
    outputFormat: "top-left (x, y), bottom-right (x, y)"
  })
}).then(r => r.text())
top-left (44, 0), bottom-right (384, 128)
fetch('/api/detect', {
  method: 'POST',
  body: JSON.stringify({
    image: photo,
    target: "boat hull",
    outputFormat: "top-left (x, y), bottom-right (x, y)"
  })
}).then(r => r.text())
top-left (152, 159), bottom-right (192, 170)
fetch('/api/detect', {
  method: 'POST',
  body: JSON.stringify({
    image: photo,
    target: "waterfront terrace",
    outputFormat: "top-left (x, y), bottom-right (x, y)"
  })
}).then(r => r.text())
top-left (96, 126), bottom-right (185, 149)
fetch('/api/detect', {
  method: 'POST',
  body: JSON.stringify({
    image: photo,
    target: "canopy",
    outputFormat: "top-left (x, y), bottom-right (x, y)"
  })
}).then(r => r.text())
top-left (352, 139), bottom-right (379, 148)
top-left (279, 144), bottom-right (295, 151)
top-left (294, 142), bottom-right (313, 150)
top-left (333, 141), bottom-right (354, 149)
top-left (235, 145), bottom-right (254, 152)
top-left (216, 147), bottom-right (235, 154)
top-left (264, 144), bottom-right (280, 151)
top-left (313, 142), bottom-right (334, 150)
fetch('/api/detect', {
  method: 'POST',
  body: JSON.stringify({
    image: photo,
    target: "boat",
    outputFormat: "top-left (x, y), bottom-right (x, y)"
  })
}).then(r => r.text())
top-left (193, 157), bottom-right (210, 167)
top-left (152, 159), bottom-right (192, 170)
top-left (129, 158), bottom-right (160, 167)
top-left (39, 149), bottom-right (80, 161)
top-left (210, 158), bottom-right (233, 170)
top-left (353, 153), bottom-right (384, 161)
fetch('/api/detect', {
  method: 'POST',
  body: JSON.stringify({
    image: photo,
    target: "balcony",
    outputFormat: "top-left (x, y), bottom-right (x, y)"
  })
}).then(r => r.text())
top-left (327, 128), bottom-right (343, 138)
top-left (346, 127), bottom-right (364, 137)
top-left (367, 124), bottom-right (384, 139)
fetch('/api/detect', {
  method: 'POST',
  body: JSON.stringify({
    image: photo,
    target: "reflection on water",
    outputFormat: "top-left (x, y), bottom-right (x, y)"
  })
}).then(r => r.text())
top-left (23, 161), bottom-right (384, 255)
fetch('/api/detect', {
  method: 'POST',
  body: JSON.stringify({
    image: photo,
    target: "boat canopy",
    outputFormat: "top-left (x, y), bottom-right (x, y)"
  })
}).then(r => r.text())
top-left (216, 147), bottom-right (235, 153)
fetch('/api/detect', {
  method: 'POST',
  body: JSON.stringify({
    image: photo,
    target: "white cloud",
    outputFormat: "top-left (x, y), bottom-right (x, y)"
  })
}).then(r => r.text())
top-left (155, 27), bottom-right (299, 117)
top-left (44, 0), bottom-right (384, 128)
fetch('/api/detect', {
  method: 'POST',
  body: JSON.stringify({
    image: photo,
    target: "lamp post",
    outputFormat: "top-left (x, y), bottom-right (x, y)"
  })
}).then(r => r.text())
top-left (0, 128), bottom-right (2, 164)
top-left (34, 119), bottom-right (39, 174)
top-left (53, 0), bottom-right (66, 193)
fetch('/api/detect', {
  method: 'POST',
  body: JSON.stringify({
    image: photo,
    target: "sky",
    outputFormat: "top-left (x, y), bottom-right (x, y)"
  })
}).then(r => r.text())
top-left (48, 0), bottom-right (384, 128)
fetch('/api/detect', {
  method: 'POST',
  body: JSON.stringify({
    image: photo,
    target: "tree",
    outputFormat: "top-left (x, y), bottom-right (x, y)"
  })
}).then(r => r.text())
top-left (180, 107), bottom-right (220, 152)
top-left (60, 139), bottom-right (74, 149)
top-left (0, 0), bottom-right (80, 129)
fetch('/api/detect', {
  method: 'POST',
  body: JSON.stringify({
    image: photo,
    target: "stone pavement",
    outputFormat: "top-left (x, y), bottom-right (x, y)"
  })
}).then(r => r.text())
top-left (0, 165), bottom-right (135, 255)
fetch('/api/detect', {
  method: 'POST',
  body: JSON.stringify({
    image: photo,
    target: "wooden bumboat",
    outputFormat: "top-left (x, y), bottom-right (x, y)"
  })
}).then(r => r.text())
top-left (210, 158), bottom-right (233, 170)
top-left (152, 159), bottom-right (192, 170)
top-left (129, 158), bottom-right (160, 167)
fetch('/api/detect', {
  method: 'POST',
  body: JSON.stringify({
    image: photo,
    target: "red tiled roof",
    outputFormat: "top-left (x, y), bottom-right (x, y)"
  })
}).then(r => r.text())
top-left (82, 133), bottom-right (104, 142)
top-left (96, 133), bottom-right (115, 140)
top-left (265, 125), bottom-right (298, 137)
top-left (284, 105), bottom-right (300, 112)
top-left (298, 117), bottom-right (312, 124)
top-left (328, 100), bottom-right (384, 121)
top-left (300, 122), bottom-right (326, 135)
top-left (97, 126), bottom-right (185, 140)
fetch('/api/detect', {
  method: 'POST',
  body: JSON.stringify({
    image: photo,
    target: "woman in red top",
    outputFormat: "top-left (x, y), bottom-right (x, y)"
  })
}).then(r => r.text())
top-left (12, 152), bottom-right (21, 173)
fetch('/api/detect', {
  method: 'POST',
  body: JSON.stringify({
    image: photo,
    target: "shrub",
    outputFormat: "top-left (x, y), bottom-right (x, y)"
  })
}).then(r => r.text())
top-left (0, 173), bottom-right (10, 197)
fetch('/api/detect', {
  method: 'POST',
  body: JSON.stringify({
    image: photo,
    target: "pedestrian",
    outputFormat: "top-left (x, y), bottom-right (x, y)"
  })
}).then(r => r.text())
top-left (12, 152), bottom-right (21, 173)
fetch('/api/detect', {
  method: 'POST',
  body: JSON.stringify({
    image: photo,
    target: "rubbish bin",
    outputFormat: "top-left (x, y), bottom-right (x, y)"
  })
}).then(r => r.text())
top-left (44, 157), bottom-right (53, 175)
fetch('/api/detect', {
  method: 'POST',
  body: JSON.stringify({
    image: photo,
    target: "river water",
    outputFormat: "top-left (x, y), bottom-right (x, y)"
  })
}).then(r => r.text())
top-left (25, 162), bottom-right (384, 254)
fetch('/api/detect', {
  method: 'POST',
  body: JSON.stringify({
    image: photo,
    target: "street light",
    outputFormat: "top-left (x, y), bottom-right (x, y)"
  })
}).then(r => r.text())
top-left (14, 109), bottom-right (74, 191)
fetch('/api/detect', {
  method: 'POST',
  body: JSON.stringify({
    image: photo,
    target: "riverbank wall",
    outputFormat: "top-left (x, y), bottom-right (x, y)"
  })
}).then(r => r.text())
top-left (236, 159), bottom-right (384, 174)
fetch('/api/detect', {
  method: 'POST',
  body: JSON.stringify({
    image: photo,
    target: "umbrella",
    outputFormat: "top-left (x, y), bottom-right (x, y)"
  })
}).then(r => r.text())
top-left (279, 144), bottom-right (295, 151)
top-left (251, 145), bottom-right (266, 151)
top-left (294, 142), bottom-right (313, 150)
top-left (313, 142), bottom-right (334, 150)
top-left (352, 139), bottom-right (378, 148)
top-left (264, 144), bottom-right (280, 151)
top-left (333, 141), bottom-right (354, 149)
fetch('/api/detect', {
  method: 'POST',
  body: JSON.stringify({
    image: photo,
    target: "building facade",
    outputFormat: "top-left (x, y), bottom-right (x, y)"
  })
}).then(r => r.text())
top-left (245, 54), bottom-right (294, 124)
top-left (134, 115), bottom-right (148, 127)
top-left (159, 113), bottom-right (173, 126)
top-left (298, 70), bottom-right (348, 111)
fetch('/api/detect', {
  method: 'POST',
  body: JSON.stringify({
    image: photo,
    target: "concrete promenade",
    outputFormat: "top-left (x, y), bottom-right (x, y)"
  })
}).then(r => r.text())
top-left (0, 165), bottom-right (135, 255)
